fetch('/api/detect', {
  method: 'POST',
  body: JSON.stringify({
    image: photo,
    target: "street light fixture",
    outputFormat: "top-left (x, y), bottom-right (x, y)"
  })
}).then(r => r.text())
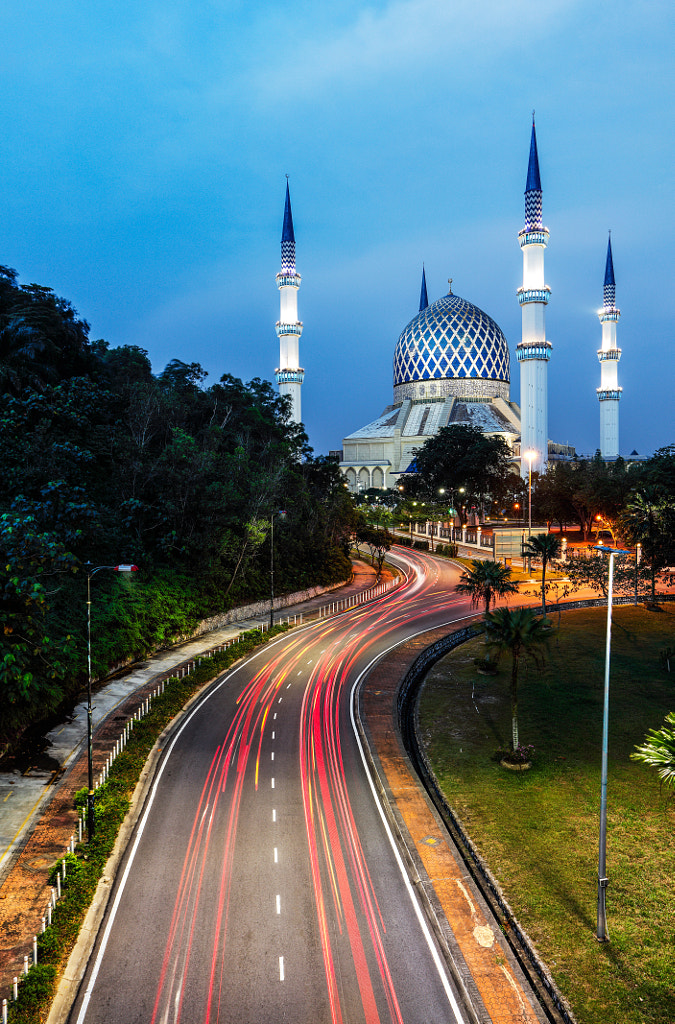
top-left (269, 511), bottom-right (287, 629)
top-left (593, 544), bottom-right (631, 942)
top-left (85, 562), bottom-right (138, 841)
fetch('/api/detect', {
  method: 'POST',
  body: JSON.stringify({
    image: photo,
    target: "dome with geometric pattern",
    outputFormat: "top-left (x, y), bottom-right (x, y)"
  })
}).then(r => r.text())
top-left (392, 288), bottom-right (511, 403)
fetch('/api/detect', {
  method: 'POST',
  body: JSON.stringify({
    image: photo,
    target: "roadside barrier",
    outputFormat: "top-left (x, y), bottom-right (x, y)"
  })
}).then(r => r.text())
top-left (317, 576), bottom-right (399, 619)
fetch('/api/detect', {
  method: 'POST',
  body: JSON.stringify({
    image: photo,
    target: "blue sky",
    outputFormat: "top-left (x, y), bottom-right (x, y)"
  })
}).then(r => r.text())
top-left (1, 0), bottom-right (673, 458)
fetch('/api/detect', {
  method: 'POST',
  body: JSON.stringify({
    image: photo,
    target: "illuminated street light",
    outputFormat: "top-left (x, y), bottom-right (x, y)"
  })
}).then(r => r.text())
top-left (593, 544), bottom-right (631, 942)
top-left (524, 450), bottom-right (537, 537)
top-left (85, 562), bottom-right (138, 840)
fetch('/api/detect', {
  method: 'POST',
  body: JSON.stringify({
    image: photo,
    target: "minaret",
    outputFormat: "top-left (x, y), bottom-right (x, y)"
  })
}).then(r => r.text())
top-left (517, 117), bottom-right (551, 478)
top-left (275, 180), bottom-right (304, 423)
top-left (597, 234), bottom-right (621, 457)
top-left (419, 265), bottom-right (429, 311)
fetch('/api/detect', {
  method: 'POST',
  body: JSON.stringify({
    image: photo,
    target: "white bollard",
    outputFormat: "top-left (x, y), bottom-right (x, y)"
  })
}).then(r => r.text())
top-left (47, 903), bottom-right (52, 927)
top-left (3, 996), bottom-right (7, 1023)
top-left (78, 816), bottom-right (83, 843)
top-left (33, 935), bottom-right (37, 964)
top-left (56, 873), bottom-right (61, 899)
top-left (13, 978), bottom-right (18, 1001)
top-left (41, 916), bottom-right (46, 934)
top-left (51, 887), bottom-right (56, 909)
top-left (23, 955), bottom-right (29, 975)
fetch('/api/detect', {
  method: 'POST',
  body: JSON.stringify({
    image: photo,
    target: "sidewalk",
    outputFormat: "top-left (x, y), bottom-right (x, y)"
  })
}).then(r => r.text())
top-left (0, 562), bottom-right (384, 999)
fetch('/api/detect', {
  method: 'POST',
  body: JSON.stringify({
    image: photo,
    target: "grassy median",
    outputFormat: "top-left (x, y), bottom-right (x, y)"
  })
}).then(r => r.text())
top-left (418, 604), bottom-right (675, 1024)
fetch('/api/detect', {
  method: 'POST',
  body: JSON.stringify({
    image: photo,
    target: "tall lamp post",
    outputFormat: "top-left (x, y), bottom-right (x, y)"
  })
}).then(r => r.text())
top-left (594, 544), bottom-right (630, 942)
top-left (85, 562), bottom-right (138, 840)
top-left (524, 450), bottom-right (537, 573)
top-left (269, 511), bottom-right (287, 629)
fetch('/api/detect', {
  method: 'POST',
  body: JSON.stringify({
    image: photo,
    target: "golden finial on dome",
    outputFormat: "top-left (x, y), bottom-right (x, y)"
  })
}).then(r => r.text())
top-left (448, 278), bottom-right (453, 295)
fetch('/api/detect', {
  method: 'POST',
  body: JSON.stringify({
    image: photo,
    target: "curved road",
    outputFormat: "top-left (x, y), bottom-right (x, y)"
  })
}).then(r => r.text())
top-left (70, 550), bottom-right (481, 1024)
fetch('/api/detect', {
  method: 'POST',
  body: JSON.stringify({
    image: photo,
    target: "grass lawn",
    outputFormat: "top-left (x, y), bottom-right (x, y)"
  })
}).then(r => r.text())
top-left (417, 605), bottom-right (675, 1024)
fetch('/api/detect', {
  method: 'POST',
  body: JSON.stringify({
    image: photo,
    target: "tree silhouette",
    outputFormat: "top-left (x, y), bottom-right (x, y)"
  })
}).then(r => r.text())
top-left (484, 606), bottom-right (551, 751)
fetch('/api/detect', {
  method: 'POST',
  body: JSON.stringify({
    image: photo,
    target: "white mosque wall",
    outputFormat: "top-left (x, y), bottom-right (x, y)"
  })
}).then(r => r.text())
top-left (600, 402), bottom-right (619, 458)
top-left (519, 357), bottom-right (548, 476)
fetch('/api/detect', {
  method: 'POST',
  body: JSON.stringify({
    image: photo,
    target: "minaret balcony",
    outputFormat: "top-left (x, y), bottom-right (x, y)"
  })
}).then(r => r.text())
top-left (517, 286), bottom-right (551, 305)
top-left (516, 340), bottom-right (552, 361)
top-left (276, 272), bottom-right (301, 288)
top-left (275, 321), bottom-right (304, 337)
top-left (596, 388), bottom-right (622, 401)
top-left (518, 228), bottom-right (549, 248)
top-left (597, 348), bottom-right (621, 361)
top-left (598, 308), bottom-right (620, 322)
top-left (275, 368), bottom-right (305, 385)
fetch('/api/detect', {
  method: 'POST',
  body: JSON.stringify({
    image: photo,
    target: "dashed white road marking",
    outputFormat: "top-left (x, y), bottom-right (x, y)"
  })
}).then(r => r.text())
top-left (276, 894), bottom-right (281, 914)
top-left (274, 847), bottom-right (278, 863)
top-left (272, 731), bottom-right (275, 740)
top-left (271, 752), bottom-right (275, 761)
top-left (279, 956), bottom-right (285, 981)
top-left (271, 777), bottom-right (275, 789)
top-left (272, 809), bottom-right (276, 822)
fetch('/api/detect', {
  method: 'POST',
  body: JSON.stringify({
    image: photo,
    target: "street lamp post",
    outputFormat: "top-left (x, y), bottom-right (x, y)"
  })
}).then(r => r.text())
top-left (269, 511), bottom-right (287, 629)
top-left (523, 450), bottom-right (537, 573)
top-left (594, 544), bottom-right (631, 942)
top-left (85, 562), bottom-right (138, 840)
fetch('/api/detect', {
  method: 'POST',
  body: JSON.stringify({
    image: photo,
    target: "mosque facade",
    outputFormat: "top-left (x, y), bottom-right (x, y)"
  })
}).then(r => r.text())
top-left (274, 123), bottom-right (622, 487)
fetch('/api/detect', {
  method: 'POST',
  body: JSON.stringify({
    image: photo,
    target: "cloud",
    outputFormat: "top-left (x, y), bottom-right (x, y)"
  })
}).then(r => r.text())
top-left (248, 0), bottom-right (578, 99)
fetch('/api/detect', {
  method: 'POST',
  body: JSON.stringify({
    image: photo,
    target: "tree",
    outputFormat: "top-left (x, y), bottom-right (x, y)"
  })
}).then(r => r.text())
top-left (522, 533), bottom-right (561, 616)
top-left (484, 607), bottom-right (551, 750)
top-left (617, 487), bottom-right (675, 600)
top-left (399, 424), bottom-right (511, 517)
top-left (455, 559), bottom-right (519, 617)
top-left (631, 711), bottom-right (675, 794)
top-left (355, 523), bottom-right (394, 576)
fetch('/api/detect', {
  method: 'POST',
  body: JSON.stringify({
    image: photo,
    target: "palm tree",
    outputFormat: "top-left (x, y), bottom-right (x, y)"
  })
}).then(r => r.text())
top-left (522, 532), bottom-right (562, 617)
top-left (631, 712), bottom-right (675, 793)
top-left (617, 488), bottom-right (675, 600)
top-left (455, 559), bottom-right (519, 617)
top-left (484, 606), bottom-right (551, 751)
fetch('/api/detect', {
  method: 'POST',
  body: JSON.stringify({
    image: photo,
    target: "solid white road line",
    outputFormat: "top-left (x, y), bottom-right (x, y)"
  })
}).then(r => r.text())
top-left (349, 611), bottom-right (478, 1024)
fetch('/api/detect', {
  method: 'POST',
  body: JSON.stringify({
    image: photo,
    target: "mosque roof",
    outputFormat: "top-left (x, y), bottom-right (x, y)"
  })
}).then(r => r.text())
top-left (343, 409), bottom-right (401, 439)
top-left (393, 289), bottom-right (510, 389)
top-left (449, 400), bottom-right (518, 435)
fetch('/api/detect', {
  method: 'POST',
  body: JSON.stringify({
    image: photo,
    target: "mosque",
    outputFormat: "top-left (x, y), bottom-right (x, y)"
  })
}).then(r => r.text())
top-left (273, 123), bottom-right (622, 489)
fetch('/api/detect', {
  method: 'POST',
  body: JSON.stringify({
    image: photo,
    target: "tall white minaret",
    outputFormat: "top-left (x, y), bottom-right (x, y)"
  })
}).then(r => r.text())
top-left (275, 179), bottom-right (304, 423)
top-left (597, 234), bottom-right (621, 458)
top-left (517, 118), bottom-right (552, 478)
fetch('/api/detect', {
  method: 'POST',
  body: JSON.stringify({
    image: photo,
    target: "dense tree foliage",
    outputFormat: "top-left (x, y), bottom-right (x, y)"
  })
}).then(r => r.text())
top-left (399, 424), bottom-right (511, 519)
top-left (0, 267), bottom-right (354, 745)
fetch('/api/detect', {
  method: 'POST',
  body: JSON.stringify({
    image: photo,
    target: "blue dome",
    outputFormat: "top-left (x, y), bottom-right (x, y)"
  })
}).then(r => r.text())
top-left (393, 292), bottom-right (510, 396)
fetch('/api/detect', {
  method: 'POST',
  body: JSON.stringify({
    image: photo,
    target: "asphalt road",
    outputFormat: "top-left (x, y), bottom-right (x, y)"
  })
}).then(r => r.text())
top-left (69, 550), bottom-right (480, 1024)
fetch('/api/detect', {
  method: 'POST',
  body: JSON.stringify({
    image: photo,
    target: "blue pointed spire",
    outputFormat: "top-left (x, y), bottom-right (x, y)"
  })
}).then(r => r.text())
top-left (282, 179), bottom-right (294, 243)
top-left (526, 120), bottom-right (541, 192)
top-left (280, 178), bottom-right (296, 274)
top-left (419, 265), bottom-right (429, 311)
top-left (524, 117), bottom-right (543, 231)
top-left (603, 232), bottom-right (616, 308)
